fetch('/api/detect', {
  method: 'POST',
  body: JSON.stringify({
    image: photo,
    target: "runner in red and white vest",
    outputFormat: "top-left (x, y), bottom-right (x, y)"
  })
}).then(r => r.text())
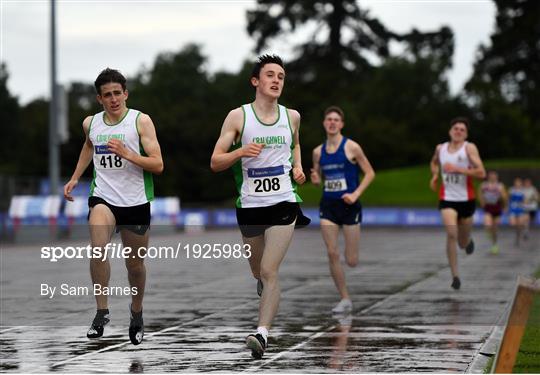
top-left (438, 141), bottom-right (475, 202)
top-left (478, 171), bottom-right (507, 254)
top-left (430, 117), bottom-right (486, 290)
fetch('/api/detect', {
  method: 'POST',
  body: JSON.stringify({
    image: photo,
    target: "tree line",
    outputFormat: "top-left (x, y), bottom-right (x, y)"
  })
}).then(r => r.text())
top-left (1, 0), bottom-right (538, 203)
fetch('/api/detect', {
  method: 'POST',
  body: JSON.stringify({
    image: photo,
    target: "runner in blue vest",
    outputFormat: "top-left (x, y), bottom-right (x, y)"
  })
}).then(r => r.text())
top-left (509, 177), bottom-right (527, 246)
top-left (310, 106), bottom-right (375, 314)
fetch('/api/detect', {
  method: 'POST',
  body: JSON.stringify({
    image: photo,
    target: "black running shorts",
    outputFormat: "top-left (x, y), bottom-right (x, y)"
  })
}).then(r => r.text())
top-left (319, 198), bottom-right (362, 226)
top-left (438, 199), bottom-right (476, 219)
top-left (88, 196), bottom-right (151, 235)
top-left (484, 203), bottom-right (503, 218)
top-left (236, 201), bottom-right (301, 238)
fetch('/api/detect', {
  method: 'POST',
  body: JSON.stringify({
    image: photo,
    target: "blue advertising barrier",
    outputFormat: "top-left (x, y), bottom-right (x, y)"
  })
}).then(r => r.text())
top-left (3, 196), bottom-right (540, 233)
top-left (207, 207), bottom-right (538, 227)
top-left (208, 207), bottom-right (439, 227)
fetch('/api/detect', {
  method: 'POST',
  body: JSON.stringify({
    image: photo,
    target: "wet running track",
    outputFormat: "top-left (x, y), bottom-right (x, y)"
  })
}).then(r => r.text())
top-left (1, 228), bottom-right (539, 373)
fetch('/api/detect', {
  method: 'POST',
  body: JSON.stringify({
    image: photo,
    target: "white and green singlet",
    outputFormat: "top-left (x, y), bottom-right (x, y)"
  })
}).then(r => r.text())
top-left (231, 104), bottom-right (302, 208)
top-left (88, 109), bottom-right (154, 206)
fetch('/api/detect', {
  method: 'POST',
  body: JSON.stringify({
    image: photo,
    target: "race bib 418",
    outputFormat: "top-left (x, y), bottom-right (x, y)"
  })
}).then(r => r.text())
top-left (94, 145), bottom-right (125, 170)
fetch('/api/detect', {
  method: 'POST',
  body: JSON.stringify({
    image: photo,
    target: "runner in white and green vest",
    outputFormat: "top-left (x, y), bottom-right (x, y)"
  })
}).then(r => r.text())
top-left (211, 54), bottom-right (310, 359)
top-left (63, 68), bottom-right (164, 346)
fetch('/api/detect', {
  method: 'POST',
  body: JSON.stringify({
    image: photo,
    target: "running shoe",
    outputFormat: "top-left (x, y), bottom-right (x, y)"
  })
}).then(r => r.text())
top-left (451, 276), bottom-right (461, 290)
top-left (332, 299), bottom-right (353, 314)
top-left (129, 305), bottom-right (144, 345)
top-left (257, 279), bottom-right (263, 297)
top-left (465, 239), bottom-right (475, 255)
top-left (246, 333), bottom-right (267, 359)
top-left (87, 309), bottom-right (110, 339)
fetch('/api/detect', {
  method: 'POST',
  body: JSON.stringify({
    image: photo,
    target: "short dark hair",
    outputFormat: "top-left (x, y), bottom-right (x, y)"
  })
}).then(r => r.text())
top-left (251, 54), bottom-right (284, 79)
top-left (94, 68), bottom-right (127, 95)
top-left (449, 116), bottom-right (470, 129)
top-left (324, 106), bottom-right (345, 121)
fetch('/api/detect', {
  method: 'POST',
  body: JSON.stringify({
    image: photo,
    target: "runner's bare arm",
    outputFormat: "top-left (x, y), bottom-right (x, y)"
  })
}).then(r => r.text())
top-left (107, 113), bottom-right (164, 174)
top-left (310, 145), bottom-right (322, 186)
top-left (430, 144), bottom-right (442, 192)
top-left (341, 142), bottom-right (375, 204)
top-left (64, 116), bottom-right (94, 201)
top-left (210, 108), bottom-right (264, 172)
top-left (463, 143), bottom-right (486, 179)
top-left (500, 184), bottom-right (509, 210)
top-left (288, 109), bottom-right (306, 184)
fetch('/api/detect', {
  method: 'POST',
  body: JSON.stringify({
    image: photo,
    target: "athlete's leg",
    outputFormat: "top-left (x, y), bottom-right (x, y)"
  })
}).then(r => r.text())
top-left (121, 229), bottom-right (149, 313)
top-left (484, 214), bottom-right (495, 244)
top-left (441, 209), bottom-right (459, 278)
top-left (493, 216), bottom-right (501, 243)
top-left (522, 212), bottom-right (531, 240)
top-left (510, 215), bottom-right (522, 246)
top-left (243, 234), bottom-right (265, 279)
top-left (493, 216), bottom-right (501, 231)
top-left (321, 219), bottom-right (349, 300)
top-left (509, 215), bottom-right (517, 228)
top-left (258, 222), bottom-right (295, 328)
top-left (491, 215), bottom-right (501, 254)
top-left (88, 204), bottom-right (116, 309)
top-left (342, 224), bottom-right (360, 267)
top-left (120, 229), bottom-right (148, 345)
top-left (457, 216), bottom-right (473, 250)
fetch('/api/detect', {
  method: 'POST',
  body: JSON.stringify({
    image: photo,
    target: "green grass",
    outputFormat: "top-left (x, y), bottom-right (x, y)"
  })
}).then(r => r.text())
top-left (483, 159), bottom-right (540, 169)
top-left (484, 357), bottom-right (494, 374)
top-left (298, 158), bottom-right (540, 207)
top-left (513, 267), bottom-right (540, 373)
top-left (484, 266), bottom-right (540, 373)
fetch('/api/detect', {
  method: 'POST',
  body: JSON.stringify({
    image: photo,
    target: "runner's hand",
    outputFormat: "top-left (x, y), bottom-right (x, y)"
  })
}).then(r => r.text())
top-left (310, 168), bottom-right (321, 185)
top-left (107, 139), bottom-right (131, 159)
top-left (293, 167), bottom-right (306, 185)
top-left (442, 162), bottom-right (461, 173)
top-left (341, 192), bottom-right (358, 205)
top-left (63, 179), bottom-right (78, 201)
top-left (242, 143), bottom-right (265, 158)
top-left (430, 175), bottom-right (438, 192)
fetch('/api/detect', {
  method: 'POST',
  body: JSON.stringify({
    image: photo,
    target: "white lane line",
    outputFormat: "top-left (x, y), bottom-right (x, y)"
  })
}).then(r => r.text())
top-left (245, 265), bottom-right (449, 372)
top-left (0, 275), bottom-right (246, 335)
top-left (1, 326), bottom-right (30, 334)
top-left (31, 261), bottom-right (436, 372)
top-left (47, 277), bottom-right (332, 370)
top-left (48, 302), bottom-right (254, 369)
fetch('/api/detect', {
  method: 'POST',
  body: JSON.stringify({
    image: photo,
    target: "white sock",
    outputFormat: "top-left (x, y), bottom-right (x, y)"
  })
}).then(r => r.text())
top-left (257, 326), bottom-right (268, 342)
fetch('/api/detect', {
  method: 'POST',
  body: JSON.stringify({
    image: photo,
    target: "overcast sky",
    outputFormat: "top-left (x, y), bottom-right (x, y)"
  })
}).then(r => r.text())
top-left (1, 0), bottom-right (495, 105)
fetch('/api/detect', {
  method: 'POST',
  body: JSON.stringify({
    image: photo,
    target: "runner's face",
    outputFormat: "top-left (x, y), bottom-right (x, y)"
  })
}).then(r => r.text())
top-left (323, 112), bottom-right (344, 135)
top-left (488, 172), bottom-right (498, 183)
top-left (97, 82), bottom-right (128, 116)
top-left (449, 123), bottom-right (467, 142)
top-left (252, 63), bottom-right (285, 99)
